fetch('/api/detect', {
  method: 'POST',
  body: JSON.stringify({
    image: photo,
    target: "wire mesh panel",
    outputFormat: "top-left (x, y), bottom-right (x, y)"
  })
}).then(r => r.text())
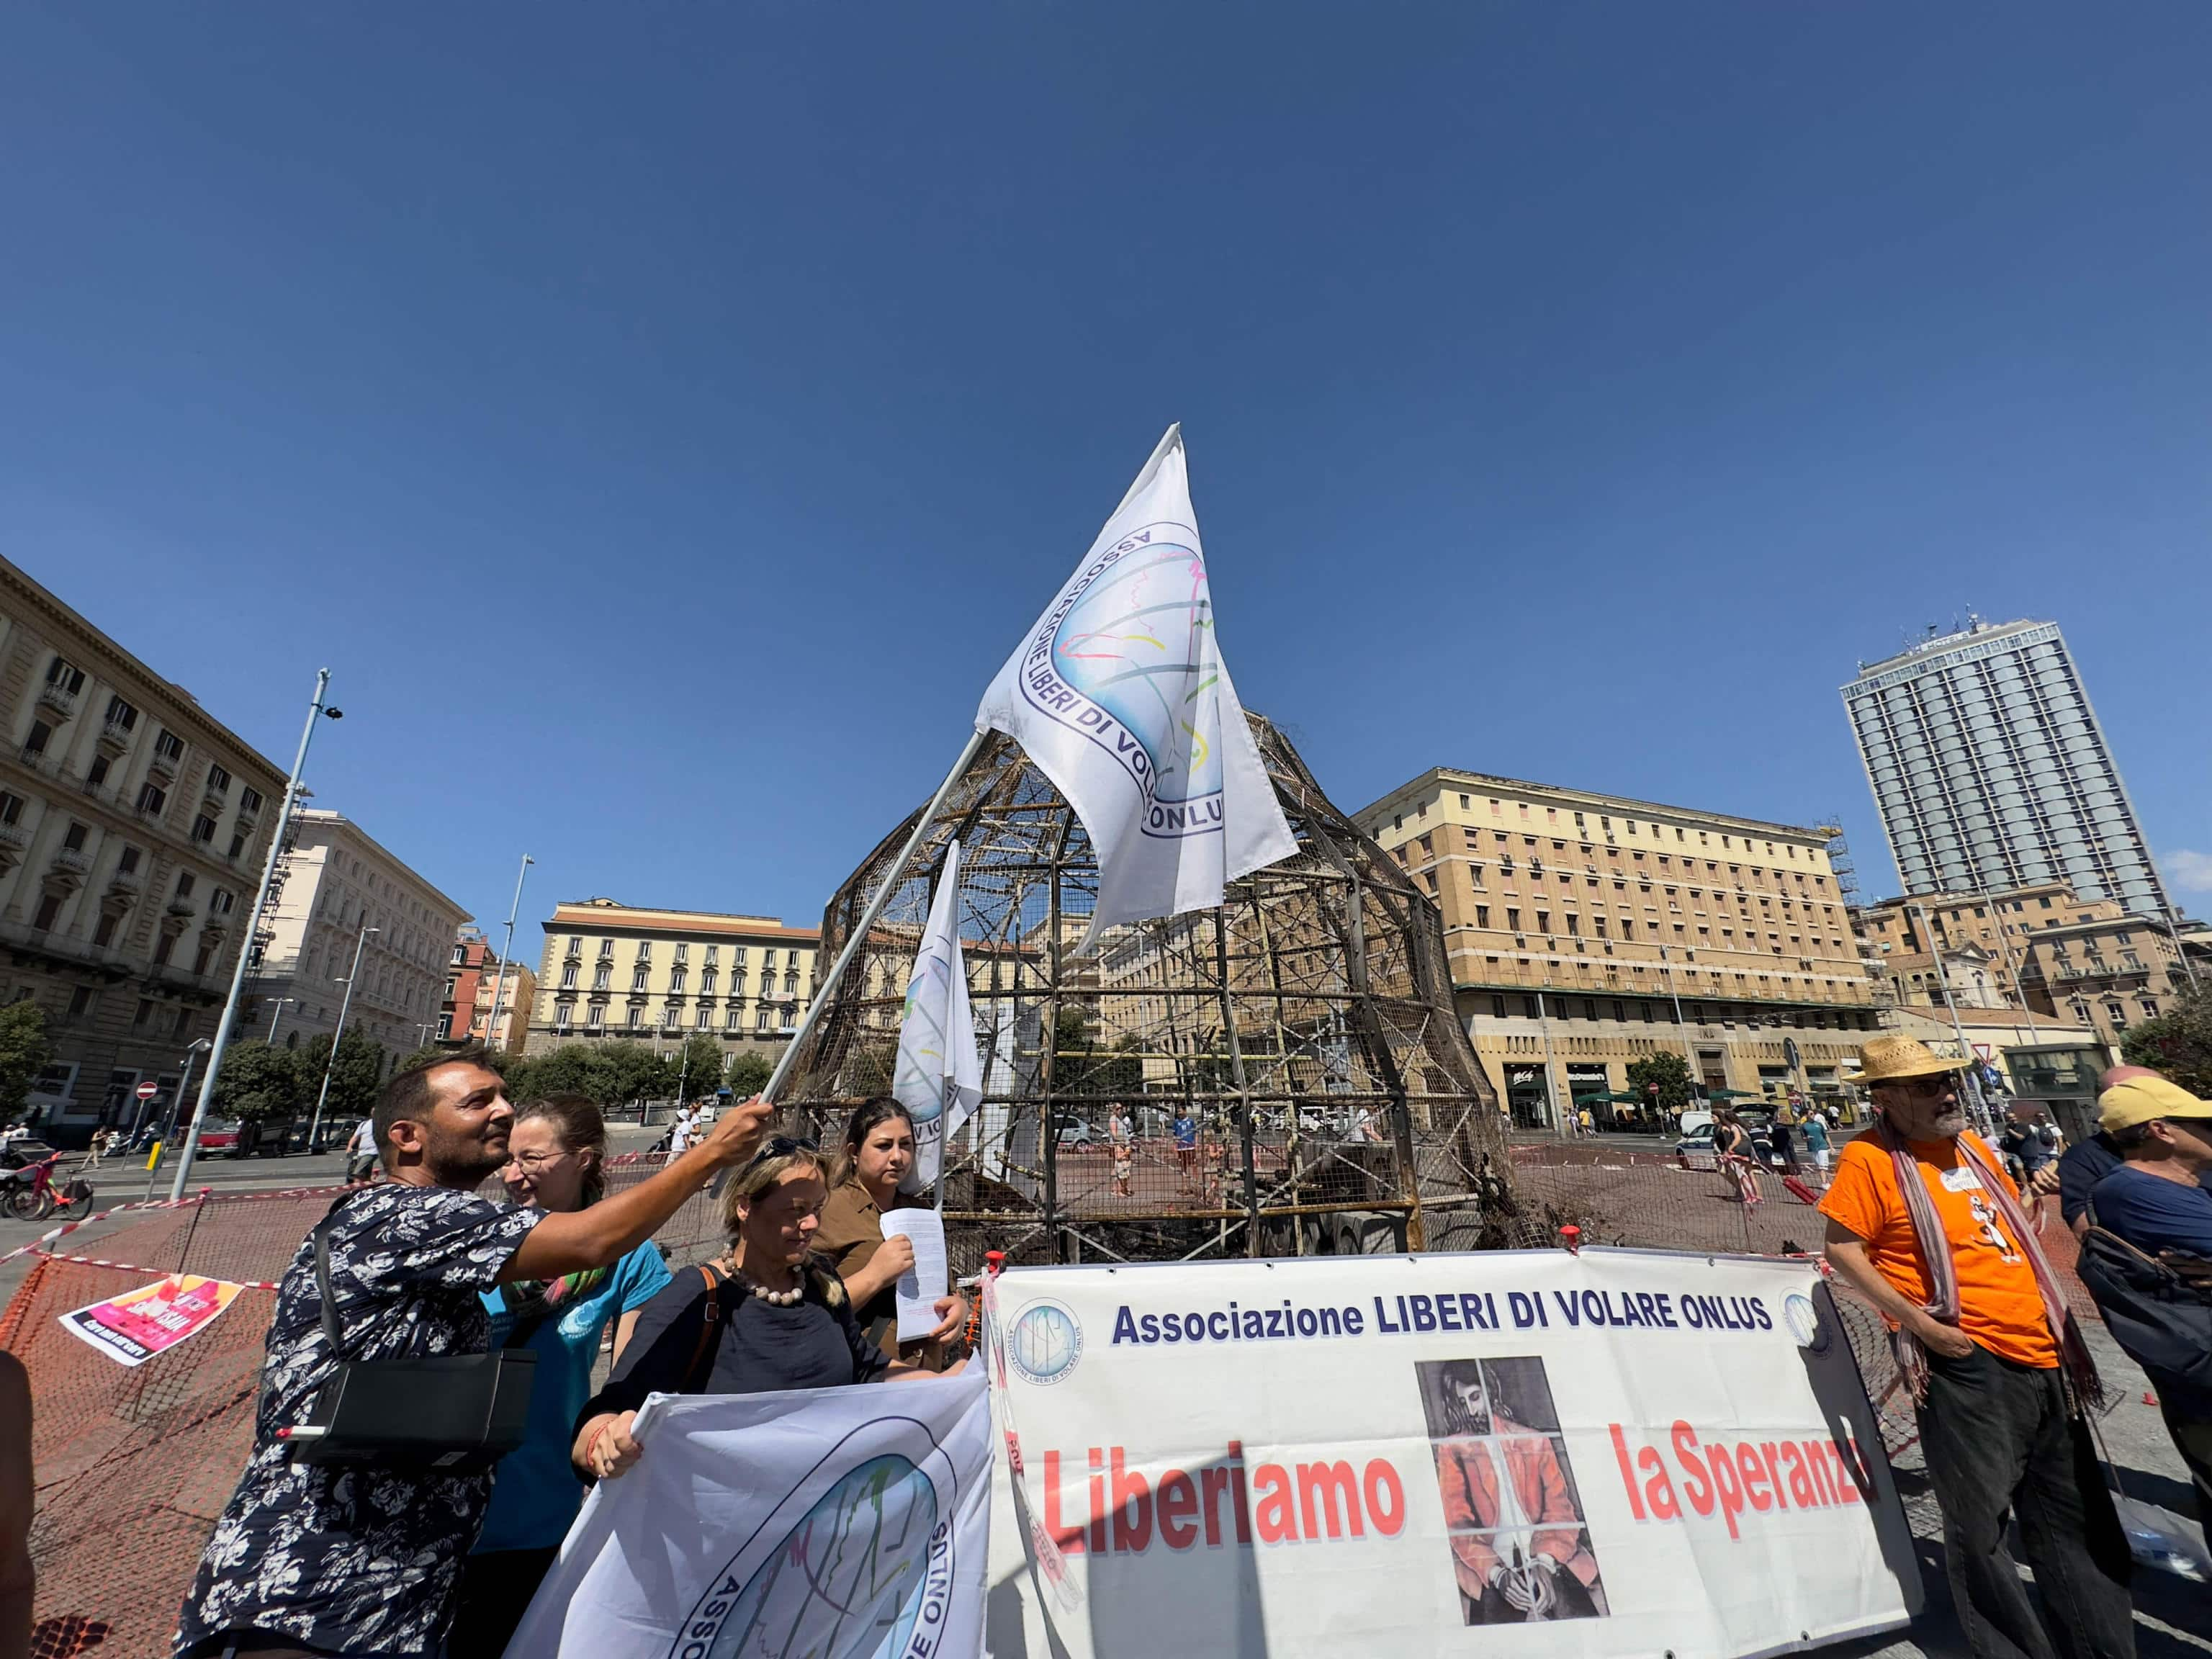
top-left (779, 715), bottom-right (1530, 1267)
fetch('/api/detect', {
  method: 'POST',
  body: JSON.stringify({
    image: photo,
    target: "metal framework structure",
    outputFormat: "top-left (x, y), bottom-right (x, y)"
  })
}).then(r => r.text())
top-left (781, 715), bottom-right (1534, 1269)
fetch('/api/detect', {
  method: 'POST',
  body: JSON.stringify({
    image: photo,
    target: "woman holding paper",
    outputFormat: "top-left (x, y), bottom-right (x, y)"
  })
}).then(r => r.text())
top-left (814, 1099), bottom-right (970, 1363)
top-left (572, 1136), bottom-right (963, 1483)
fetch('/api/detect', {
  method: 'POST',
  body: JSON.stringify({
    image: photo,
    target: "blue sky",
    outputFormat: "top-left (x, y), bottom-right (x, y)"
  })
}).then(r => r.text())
top-left (4, 4), bottom-right (2208, 958)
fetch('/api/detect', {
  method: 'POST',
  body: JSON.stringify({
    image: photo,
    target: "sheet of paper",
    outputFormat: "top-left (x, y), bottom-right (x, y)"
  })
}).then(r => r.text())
top-left (880, 1206), bottom-right (949, 1343)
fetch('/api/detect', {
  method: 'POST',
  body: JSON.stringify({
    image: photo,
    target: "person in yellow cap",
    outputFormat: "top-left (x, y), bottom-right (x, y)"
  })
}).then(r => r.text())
top-left (2055, 1066), bottom-right (2210, 1237)
top-left (2082, 1070), bottom-right (2212, 1527)
top-left (1818, 1035), bottom-right (2132, 1659)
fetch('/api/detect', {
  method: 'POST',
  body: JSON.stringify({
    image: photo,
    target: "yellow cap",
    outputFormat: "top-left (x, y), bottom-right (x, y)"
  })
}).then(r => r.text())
top-left (2097, 1075), bottom-right (2212, 1133)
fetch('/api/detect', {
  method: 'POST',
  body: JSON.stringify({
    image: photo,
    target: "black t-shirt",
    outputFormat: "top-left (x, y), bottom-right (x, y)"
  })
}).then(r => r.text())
top-left (581, 1259), bottom-right (889, 1434)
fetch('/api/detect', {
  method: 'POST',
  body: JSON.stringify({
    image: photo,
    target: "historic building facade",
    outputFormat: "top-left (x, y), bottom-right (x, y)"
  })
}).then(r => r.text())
top-left (439, 925), bottom-right (536, 1053)
top-left (0, 556), bottom-right (286, 1140)
top-left (1851, 881), bottom-right (2118, 1011)
top-left (524, 898), bottom-right (820, 1060)
top-left (251, 809), bottom-right (469, 1064)
top-left (1355, 768), bottom-right (1879, 1126)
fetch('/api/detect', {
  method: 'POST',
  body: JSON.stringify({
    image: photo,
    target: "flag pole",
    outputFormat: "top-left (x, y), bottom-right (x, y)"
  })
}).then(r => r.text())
top-left (758, 728), bottom-right (992, 1114)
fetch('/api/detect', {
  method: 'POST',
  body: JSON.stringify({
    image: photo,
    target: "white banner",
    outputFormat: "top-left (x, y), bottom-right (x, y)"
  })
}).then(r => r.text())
top-left (981, 1251), bottom-right (1918, 1658)
top-left (974, 426), bottom-right (1298, 948)
top-left (894, 837), bottom-right (984, 1193)
top-left (511, 1373), bottom-right (992, 1659)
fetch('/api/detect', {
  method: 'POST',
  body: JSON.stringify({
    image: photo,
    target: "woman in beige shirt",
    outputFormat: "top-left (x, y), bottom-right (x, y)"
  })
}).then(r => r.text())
top-left (813, 1099), bottom-right (968, 1361)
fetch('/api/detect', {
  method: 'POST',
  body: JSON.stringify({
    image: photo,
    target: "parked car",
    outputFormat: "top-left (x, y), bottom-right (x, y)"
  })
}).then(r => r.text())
top-left (197, 1117), bottom-right (243, 1156)
top-left (1053, 1115), bottom-right (1097, 1149)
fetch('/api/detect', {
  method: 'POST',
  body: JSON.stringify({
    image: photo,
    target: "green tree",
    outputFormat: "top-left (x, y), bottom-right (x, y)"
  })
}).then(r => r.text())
top-left (725, 1050), bottom-right (773, 1099)
top-left (0, 1001), bottom-right (52, 1120)
top-left (2120, 982), bottom-right (2212, 1098)
top-left (297, 1030), bottom-right (388, 1127)
top-left (1625, 1051), bottom-right (1696, 1115)
top-left (212, 1040), bottom-right (305, 1123)
top-left (505, 1043), bottom-right (609, 1104)
top-left (670, 1035), bottom-right (724, 1102)
top-left (601, 1040), bottom-right (674, 1107)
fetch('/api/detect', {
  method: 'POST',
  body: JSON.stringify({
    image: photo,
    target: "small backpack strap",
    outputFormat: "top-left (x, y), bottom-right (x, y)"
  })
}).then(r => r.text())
top-left (682, 1262), bottom-right (729, 1393)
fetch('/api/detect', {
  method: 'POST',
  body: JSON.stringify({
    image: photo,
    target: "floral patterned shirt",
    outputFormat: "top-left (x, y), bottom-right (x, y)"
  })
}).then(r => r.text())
top-left (174, 1184), bottom-right (542, 1657)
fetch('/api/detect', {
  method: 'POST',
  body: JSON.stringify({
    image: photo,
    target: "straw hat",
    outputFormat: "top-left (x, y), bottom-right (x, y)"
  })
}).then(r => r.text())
top-left (1845, 1034), bottom-right (1972, 1086)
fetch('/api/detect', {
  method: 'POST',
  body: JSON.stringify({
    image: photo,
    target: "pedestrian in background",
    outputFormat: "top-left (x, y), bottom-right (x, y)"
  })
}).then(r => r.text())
top-left (342, 1115), bottom-right (378, 1185)
top-left (1820, 1036), bottom-right (2131, 1659)
top-left (1799, 1110), bottom-right (1833, 1181)
top-left (448, 1094), bottom-right (672, 1655)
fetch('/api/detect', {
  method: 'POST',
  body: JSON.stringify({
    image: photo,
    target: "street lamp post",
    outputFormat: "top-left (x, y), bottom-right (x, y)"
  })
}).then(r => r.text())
top-left (308, 923), bottom-right (379, 1151)
top-left (145, 1038), bottom-right (214, 1199)
top-left (173, 669), bottom-right (342, 1202)
top-left (264, 997), bottom-right (295, 1045)
top-left (482, 853), bottom-right (534, 1055)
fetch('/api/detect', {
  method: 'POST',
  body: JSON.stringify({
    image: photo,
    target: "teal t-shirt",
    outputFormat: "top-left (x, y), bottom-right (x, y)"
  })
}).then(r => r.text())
top-left (474, 1238), bottom-right (673, 1553)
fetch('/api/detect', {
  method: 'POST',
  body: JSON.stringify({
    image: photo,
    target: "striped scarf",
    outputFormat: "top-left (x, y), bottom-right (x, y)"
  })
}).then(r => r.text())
top-left (1875, 1118), bottom-right (2103, 1413)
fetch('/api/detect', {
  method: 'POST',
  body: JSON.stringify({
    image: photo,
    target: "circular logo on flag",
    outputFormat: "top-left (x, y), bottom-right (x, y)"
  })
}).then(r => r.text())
top-left (1025, 523), bottom-right (1227, 842)
top-left (1007, 1299), bottom-right (1083, 1386)
top-left (1784, 1292), bottom-right (1828, 1353)
top-left (672, 1416), bottom-right (964, 1659)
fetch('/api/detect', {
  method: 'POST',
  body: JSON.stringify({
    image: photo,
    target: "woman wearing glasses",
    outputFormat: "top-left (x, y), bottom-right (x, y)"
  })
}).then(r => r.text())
top-left (571, 1136), bottom-right (964, 1485)
top-left (451, 1094), bottom-right (673, 1654)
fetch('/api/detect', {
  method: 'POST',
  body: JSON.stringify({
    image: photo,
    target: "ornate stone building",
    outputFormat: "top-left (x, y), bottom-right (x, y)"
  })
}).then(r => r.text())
top-left (0, 555), bottom-right (285, 1141)
top-left (525, 898), bottom-right (819, 1061)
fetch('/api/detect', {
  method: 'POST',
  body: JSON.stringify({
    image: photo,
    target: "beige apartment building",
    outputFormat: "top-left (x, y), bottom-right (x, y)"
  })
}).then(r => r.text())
top-left (526, 898), bottom-right (821, 1058)
top-left (1853, 882), bottom-right (2121, 1012)
top-left (0, 556), bottom-right (287, 1141)
top-left (2018, 911), bottom-right (2205, 1054)
top-left (252, 809), bottom-right (471, 1063)
top-left (1355, 769), bottom-right (1878, 1126)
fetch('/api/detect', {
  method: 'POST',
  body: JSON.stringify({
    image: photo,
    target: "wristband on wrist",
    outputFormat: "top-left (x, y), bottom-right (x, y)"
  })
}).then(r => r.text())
top-left (583, 1417), bottom-right (616, 1472)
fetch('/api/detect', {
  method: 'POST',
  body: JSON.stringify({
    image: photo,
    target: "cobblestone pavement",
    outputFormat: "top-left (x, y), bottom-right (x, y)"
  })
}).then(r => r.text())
top-left (1827, 1318), bottom-right (2208, 1658)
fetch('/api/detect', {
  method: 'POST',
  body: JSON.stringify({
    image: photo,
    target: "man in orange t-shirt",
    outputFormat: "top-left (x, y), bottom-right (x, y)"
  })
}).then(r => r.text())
top-left (1821, 1036), bottom-right (2131, 1659)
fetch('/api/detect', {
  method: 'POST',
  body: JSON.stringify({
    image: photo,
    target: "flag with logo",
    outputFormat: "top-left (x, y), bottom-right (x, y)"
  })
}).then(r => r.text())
top-left (974, 426), bottom-right (1298, 948)
top-left (507, 1372), bottom-right (992, 1659)
top-left (894, 837), bottom-right (984, 1192)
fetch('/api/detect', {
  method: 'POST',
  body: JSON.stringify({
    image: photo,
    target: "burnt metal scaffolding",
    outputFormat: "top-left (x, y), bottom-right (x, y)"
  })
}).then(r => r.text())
top-left (780, 714), bottom-right (1538, 1269)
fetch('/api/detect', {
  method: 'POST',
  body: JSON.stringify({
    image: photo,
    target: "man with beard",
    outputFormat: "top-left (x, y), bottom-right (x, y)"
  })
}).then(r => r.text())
top-left (1820, 1036), bottom-right (2131, 1659)
top-left (175, 1048), bottom-right (771, 1659)
top-left (1431, 1366), bottom-right (1601, 1623)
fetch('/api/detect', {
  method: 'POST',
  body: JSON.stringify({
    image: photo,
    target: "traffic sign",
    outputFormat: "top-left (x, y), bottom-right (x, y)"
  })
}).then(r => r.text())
top-left (135, 1080), bottom-right (160, 1101)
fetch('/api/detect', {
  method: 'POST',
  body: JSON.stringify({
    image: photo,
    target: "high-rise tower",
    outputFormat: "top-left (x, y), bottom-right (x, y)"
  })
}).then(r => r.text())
top-left (1842, 618), bottom-right (2169, 914)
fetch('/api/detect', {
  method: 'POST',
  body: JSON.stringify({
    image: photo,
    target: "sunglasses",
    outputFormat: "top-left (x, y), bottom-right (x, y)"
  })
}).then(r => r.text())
top-left (750, 1133), bottom-right (819, 1163)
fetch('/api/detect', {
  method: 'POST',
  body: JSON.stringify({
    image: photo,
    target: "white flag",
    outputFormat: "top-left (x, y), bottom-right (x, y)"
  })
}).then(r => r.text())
top-left (507, 1373), bottom-right (992, 1659)
top-left (975, 425), bottom-right (1297, 948)
top-left (893, 839), bottom-right (984, 1193)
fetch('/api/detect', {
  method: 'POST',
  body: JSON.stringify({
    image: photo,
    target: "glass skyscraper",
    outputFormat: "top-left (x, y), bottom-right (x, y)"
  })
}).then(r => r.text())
top-left (1841, 619), bottom-right (2170, 916)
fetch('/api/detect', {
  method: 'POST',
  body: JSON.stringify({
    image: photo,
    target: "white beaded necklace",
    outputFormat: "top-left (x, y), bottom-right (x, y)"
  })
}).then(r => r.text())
top-left (727, 1254), bottom-right (804, 1307)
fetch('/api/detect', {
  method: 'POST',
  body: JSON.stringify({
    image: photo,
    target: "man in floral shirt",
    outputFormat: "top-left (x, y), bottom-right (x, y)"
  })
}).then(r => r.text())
top-left (176, 1048), bottom-right (770, 1658)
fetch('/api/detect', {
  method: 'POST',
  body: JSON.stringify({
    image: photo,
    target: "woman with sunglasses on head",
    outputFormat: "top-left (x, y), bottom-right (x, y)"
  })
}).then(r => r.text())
top-left (449, 1094), bottom-right (673, 1653)
top-left (572, 1136), bottom-right (964, 1484)
top-left (813, 1098), bottom-right (971, 1365)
